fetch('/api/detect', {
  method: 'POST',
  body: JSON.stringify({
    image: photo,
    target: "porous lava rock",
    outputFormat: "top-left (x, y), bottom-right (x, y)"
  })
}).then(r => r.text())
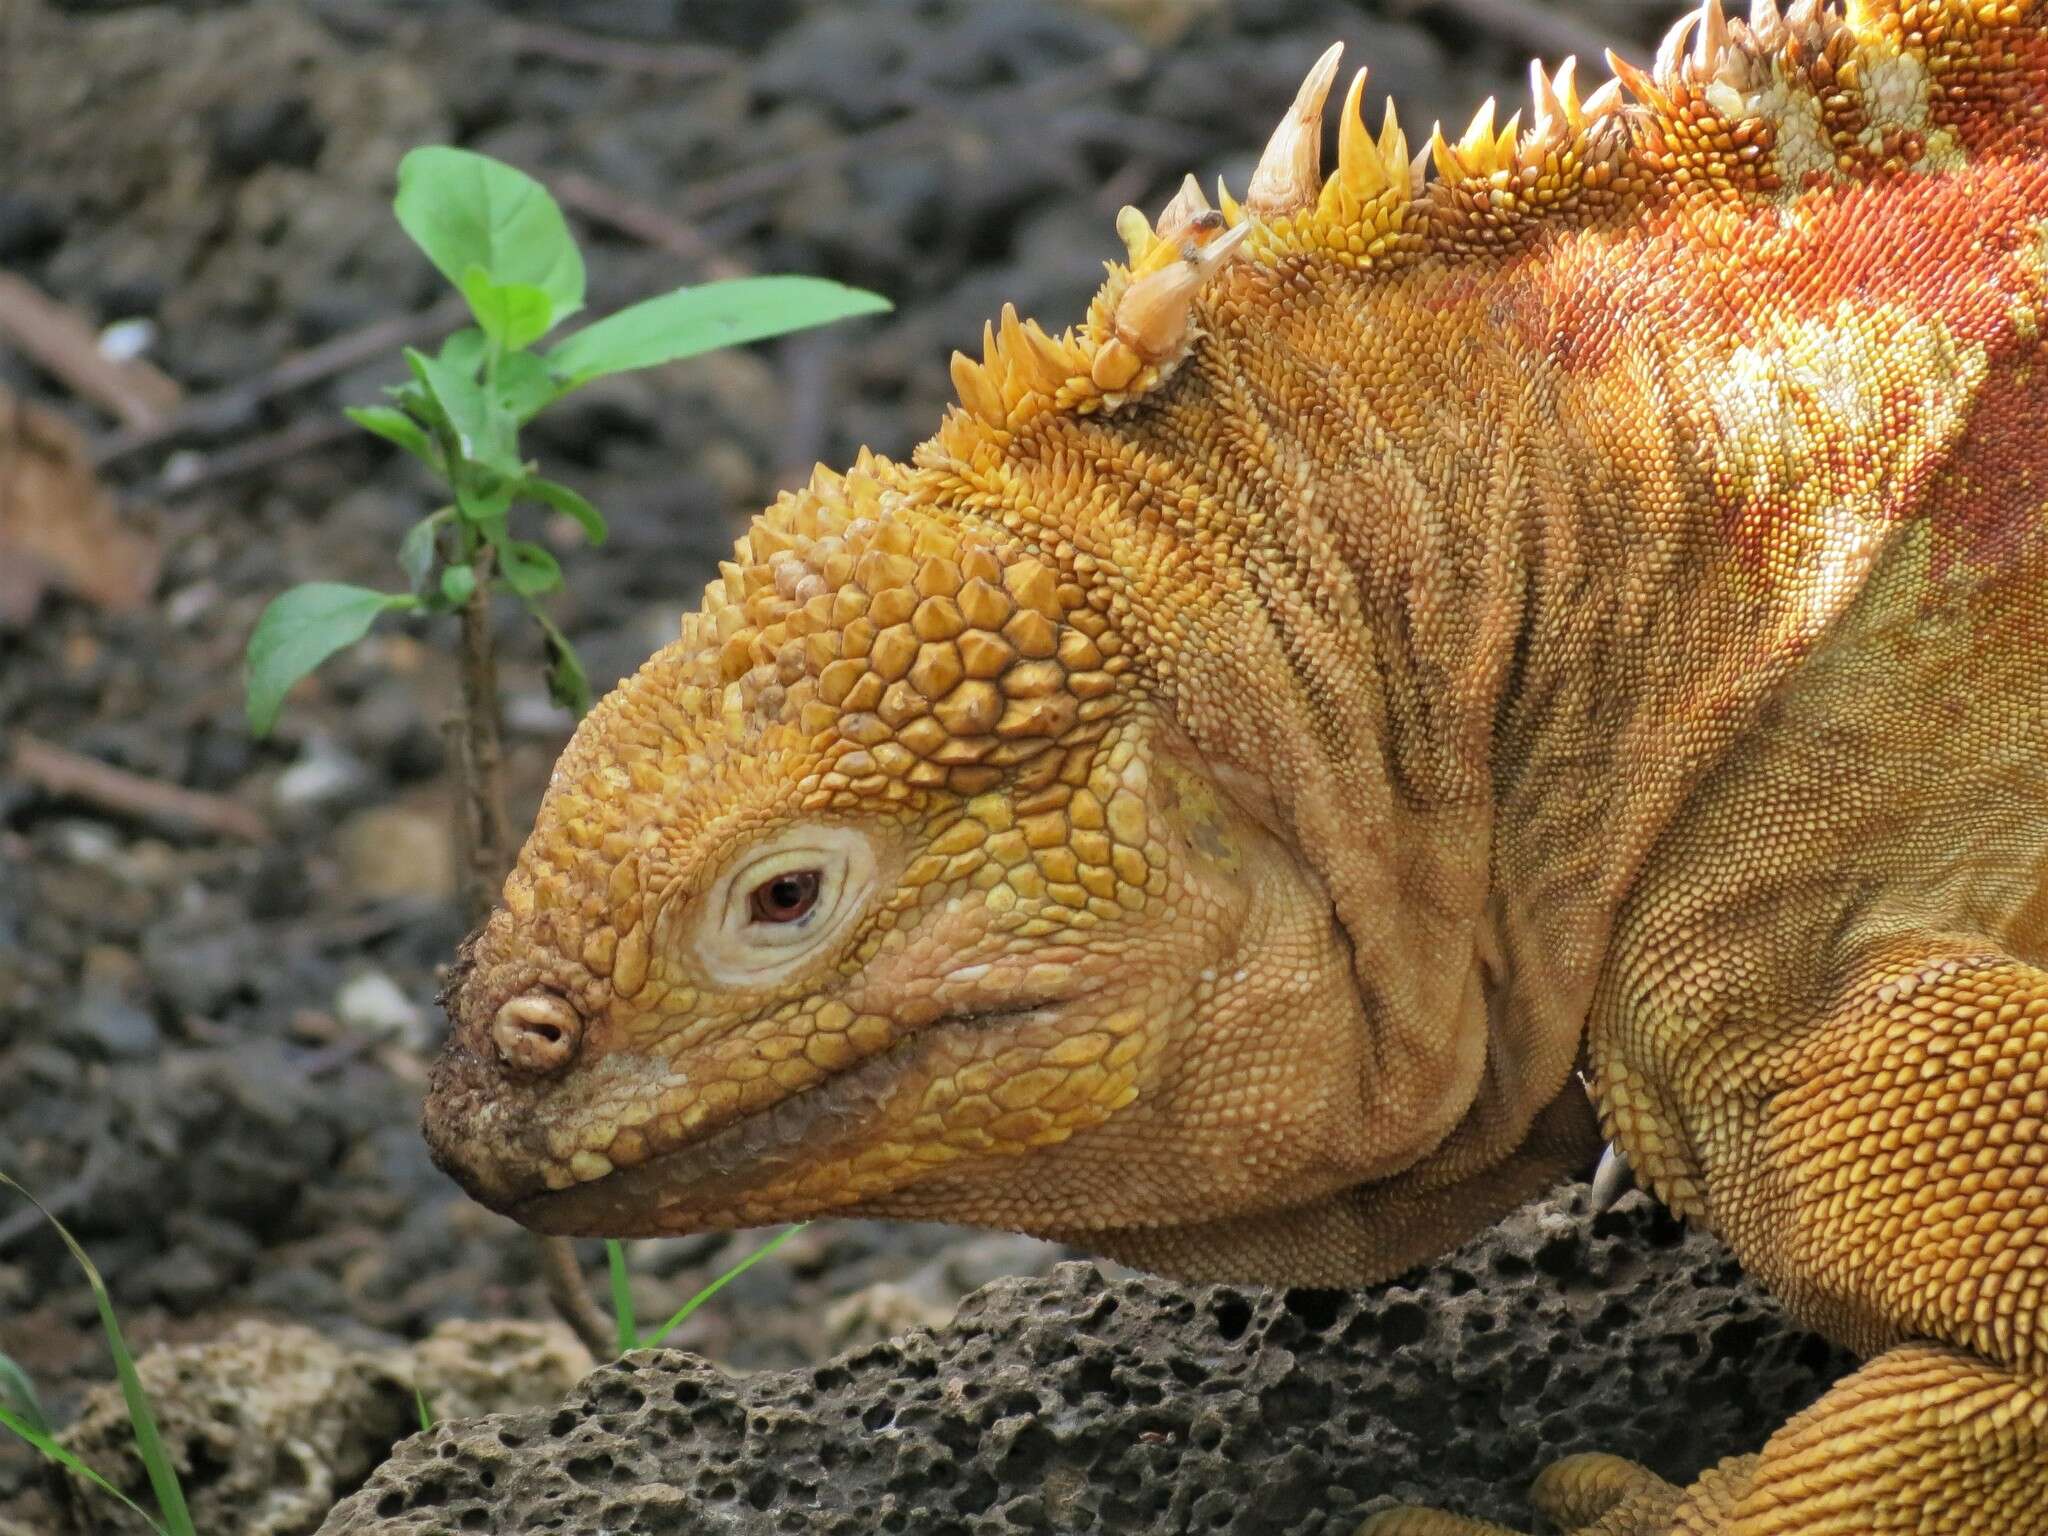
top-left (320, 1187), bottom-right (1855, 1535)
top-left (62, 1321), bottom-right (413, 1536)
top-left (57, 1319), bottom-right (592, 1536)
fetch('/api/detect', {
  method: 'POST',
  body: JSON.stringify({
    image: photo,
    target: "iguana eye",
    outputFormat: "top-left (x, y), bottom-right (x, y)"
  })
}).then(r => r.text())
top-left (749, 870), bottom-right (821, 924)
top-left (690, 826), bottom-right (880, 986)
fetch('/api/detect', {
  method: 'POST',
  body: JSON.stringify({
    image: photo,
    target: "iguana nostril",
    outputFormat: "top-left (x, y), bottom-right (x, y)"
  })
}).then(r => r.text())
top-left (491, 992), bottom-right (582, 1076)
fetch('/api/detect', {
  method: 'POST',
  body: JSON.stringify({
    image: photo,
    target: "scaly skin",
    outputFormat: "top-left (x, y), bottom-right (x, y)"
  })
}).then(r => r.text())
top-left (425, 2), bottom-right (2048, 1528)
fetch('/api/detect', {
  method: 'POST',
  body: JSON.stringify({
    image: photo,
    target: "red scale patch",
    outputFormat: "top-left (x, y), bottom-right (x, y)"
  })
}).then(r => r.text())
top-left (1926, 345), bottom-right (2048, 582)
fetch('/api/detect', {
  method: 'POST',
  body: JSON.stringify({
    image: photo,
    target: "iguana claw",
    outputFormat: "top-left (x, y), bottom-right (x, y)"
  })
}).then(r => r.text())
top-left (1589, 1140), bottom-right (1635, 1212)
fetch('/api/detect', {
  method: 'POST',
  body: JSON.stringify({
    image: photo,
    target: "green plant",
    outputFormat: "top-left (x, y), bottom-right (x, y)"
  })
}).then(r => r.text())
top-left (0, 1349), bottom-right (46, 1439)
top-left (243, 145), bottom-right (884, 1356)
top-left (603, 1224), bottom-right (808, 1355)
top-left (0, 1175), bottom-right (196, 1536)
top-left (245, 145), bottom-right (889, 734)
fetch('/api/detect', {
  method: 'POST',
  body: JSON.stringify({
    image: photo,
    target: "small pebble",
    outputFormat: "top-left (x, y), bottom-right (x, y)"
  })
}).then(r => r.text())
top-left (335, 970), bottom-right (427, 1050)
top-left (51, 819), bottom-right (122, 869)
top-left (274, 736), bottom-right (371, 811)
top-left (97, 316), bottom-right (158, 362)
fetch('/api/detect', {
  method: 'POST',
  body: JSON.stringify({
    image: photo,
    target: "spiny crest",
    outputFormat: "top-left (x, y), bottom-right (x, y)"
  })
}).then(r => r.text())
top-left (938, 0), bottom-right (2043, 436)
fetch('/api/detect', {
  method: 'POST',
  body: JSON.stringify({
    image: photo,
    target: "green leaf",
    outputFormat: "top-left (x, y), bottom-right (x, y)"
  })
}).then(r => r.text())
top-left (413, 1386), bottom-right (435, 1433)
top-left (546, 277), bottom-right (890, 389)
top-left (452, 472), bottom-right (516, 528)
top-left (534, 611), bottom-right (592, 717)
top-left (494, 539), bottom-right (562, 597)
top-left (605, 1241), bottom-right (638, 1356)
top-left (525, 477), bottom-right (606, 545)
top-left (439, 564), bottom-right (477, 606)
top-left (406, 346), bottom-right (519, 478)
top-left (395, 147), bottom-right (585, 328)
top-left (460, 266), bottom-right (554, 351)
top-left (0, 1174), bottom-right (196, 1536)
top-left (345, 405), bottom-right (434, 464)
top-left (396, 509), bottom-right (452, 596)
top-left (644, 1225), bottom-right (809, 1348)
top-left (0, 1352), bottom-right (48, 1439)
top-left (437, 328), bottom-right (489, 376)
top-left (0, 1404), bottom-right (170, 1536)
top-left (244, 582), bottom-right (418, 736)
top-left (385, 381), bottom-right (435, 427)
top-left (494, 350), bottom-right (562, 426)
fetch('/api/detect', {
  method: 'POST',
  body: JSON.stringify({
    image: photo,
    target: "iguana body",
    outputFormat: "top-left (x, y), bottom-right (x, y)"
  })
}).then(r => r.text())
top-left (425, 2), bottom-right (2048, 1528)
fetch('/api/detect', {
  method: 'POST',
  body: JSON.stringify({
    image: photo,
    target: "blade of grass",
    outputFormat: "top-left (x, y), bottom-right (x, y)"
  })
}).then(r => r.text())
top-left (604, 1239), bottom-right (638, 1355)
top-left (413, 1384), bottom-right (434, 1433)
top-left (644, 1224), bottom-right (809, 1349)
top-left (0, 1174), bottom-right (195, 1536)
top-left (0, 1402), bottom-right (169, 1536)
top-left (0, 1351), bottom-right (49, 1437)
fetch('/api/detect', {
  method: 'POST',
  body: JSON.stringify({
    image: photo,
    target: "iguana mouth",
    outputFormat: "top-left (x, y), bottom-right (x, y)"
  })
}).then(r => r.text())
top-left (511, 999), bottom-right (1067, 1235)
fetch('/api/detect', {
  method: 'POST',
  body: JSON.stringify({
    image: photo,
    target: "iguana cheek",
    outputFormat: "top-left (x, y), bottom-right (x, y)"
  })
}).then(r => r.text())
top-left (730, 1007), bottom-right (1154, 1221)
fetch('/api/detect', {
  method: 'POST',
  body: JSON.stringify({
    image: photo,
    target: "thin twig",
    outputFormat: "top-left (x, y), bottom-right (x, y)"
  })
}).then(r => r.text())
top-left (154, 415), bottom-right (359, 499)
top-left (495, 18), bottom-right (733, 80)
top-left (537, 1234), bottom-right (617, 1359)
top-left (0, 273), bottom-right (182, 431)
top-left (93, 295), bottom-right (468, 466)
top-left (10, 732), bottom-right (269, 842)
top-left (773, 330), bottom-right (837, 491)
top-left (553, 173), bottom-right (751, 280)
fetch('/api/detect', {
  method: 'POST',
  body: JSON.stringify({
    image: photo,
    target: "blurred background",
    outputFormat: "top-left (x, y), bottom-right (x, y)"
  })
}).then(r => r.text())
top-left (0, 0), bottom-right (1669, 1523)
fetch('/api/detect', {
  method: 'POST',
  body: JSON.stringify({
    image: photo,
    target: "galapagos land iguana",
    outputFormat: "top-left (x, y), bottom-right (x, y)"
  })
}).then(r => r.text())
top-left (424, 2), bottom-right (2048, 1527)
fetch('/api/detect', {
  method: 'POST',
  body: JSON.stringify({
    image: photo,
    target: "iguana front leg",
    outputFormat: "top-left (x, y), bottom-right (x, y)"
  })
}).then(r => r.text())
top-left (1373, 946), bottom-right (2048, 1535)
top-left (1371, 1346), bottom-right (2046, 1532)
top-left (1363, 1451), bottom-right (1747, 1534)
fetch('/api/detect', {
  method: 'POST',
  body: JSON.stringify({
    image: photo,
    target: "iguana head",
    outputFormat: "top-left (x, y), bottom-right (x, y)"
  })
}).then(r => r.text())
top-left (423, 439), bottom-right (1382, 1243)
top-left (425, 48), bottom-right (1430, 1251)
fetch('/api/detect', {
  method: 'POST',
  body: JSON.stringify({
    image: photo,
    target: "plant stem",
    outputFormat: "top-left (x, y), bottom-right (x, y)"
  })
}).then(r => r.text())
top-left (537, 1230), bottom-right (614, 1359)
top-left (451, 543), bottom-right (512, 927)
top-left (439, 534), bottom-right (613, 1360)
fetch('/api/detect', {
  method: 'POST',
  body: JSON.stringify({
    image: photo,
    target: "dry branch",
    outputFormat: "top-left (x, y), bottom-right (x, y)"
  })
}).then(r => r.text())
top-left (0, 273), bottom-right (183, 430)
top-left (11, 732), bottom-right (270, 842)
top-left (554, 173), bottom-right (751, 280)
top-left (94, 295), bottom-right (469, 466)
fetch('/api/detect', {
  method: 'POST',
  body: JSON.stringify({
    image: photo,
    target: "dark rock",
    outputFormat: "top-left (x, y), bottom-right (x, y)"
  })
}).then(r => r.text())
top-left (165, 1045), bottom-right (347, 1233)
top-left (144, 1244), bottom-right (230, 1313)
top-left (242, 1262), bottom-right (353, 1322)
top-left (54, 990), bottom-right (160, 1061)
top-left (209, 93), bottom-right (326, 176)
top-left (0, 194), bottom-right (61, 262)
top-left (141, 916), bottom-right (256, 1018)
top-left (320, 1188), bottom-right (1857, 1535)
top-left (181, 714), bottom-right (258, 793)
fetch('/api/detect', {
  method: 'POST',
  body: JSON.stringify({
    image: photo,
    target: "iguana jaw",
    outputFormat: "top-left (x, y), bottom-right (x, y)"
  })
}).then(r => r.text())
top-left (500, 998), bottom-right (1072, 1237)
